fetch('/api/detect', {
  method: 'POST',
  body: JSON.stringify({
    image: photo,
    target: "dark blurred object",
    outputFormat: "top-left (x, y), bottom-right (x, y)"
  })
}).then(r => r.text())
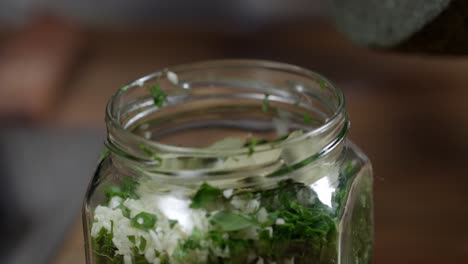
top-left (332, 0), bottom-right (468, 55)
top-left (0, 16), bottom-right (83, 121)
top-left (0, 128), bottom-right (103, 264)
top-left (0, 144), bottom-right (29, 261)
top-left (331, 0), bottom-right (450, 48)
top-left (397, 0), bottom-right (468, 54)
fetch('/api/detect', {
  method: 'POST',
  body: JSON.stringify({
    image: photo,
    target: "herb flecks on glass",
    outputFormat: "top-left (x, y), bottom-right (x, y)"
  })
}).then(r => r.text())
top-left (303, 113), bottom-right (322, 126)
top-left (262, 94), bottom-right (270, 112)
top-left (139, 144), bottom-right (162, 164)
top-left (304, 113), bottom-right (313, 125)
top-left (149, 81), bottom-right (167, 107)
top-left (319, 80), bottom-right (328, 89)
top-left (247, 139), bottom-right (258, 156)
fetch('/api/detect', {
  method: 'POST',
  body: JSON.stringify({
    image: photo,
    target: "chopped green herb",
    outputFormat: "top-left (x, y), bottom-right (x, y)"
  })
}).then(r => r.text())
top-left (138, 144), bottom-right (162, 163)
top-left (131, 249), bottom-right (150, 264)
top-left (262, 94), bottom-right (270, 112)
top-left (183, 228), bottom-right (203, 249)
top-left (105, 176), bottom-right (139, 204)
top-left (127, 235), bottom-right (136, 244)
top-left (210, 211), bottom-right (255, 232)
top-left (139, 236), bottom-right (147, 251)
top-left (225, 239), bottom-right (251, 262)
top-left (247, 139), bottom-right (258, 156)
top-left (242, 133), bottom-right (289, 148)
top-left (92, 156), bottom-right (371, 263)
top-left (121, 84), bottom-right (131, 92)
top-left (172, 228), bottom-right (205, 262)
top-left (256, 181), bottom-right (339, 261)
top-left (304, 113), bottom-right (313, 125)
top-left (169, 219), bottom-right (178, 228)
top-left (159, 251), bottom-right (170, 264)
top-left (131, 212), bottom-right (157, 231)
top-left (333, 160), bottom-right (360, 217)
top-left (270, 134), bottom-right (289, 143)
top-left (319, 80), bottom-right (328, 89)
top-left (190, 182), bottom-right (225, 211)
top-left (117, 204), bottom-right (131, 218)
top-left (149, 82), bottom-right (167, 107)
top-left (92, 221), bottom-right (123, 263)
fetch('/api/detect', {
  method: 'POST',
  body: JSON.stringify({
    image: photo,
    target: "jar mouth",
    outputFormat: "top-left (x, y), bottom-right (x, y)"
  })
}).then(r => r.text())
top-left (106, 59), bottom-right (348, 160)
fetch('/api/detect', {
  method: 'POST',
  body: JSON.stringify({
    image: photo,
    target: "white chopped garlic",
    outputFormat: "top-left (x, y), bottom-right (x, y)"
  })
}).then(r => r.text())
top-left (256, 257), bottom-right (264, 264)
top-left (275, 218), bottom-right (285, 225)
top-left (265, 227), bottom-right (273, 238)
top-left (257, 208), bottom-right (268, 223)
top-left (124, 255), bottom-right (132, 264)
top-left (223, 189), bottom-right (234, 198)
top-left (109, 196), bottom-right (122, 209)
top-left (167, 71), bottom-right (179, 85)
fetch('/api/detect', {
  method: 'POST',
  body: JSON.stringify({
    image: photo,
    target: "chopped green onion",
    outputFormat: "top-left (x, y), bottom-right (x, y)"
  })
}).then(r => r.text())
top-left (131, 212), bottom-right (157, 231)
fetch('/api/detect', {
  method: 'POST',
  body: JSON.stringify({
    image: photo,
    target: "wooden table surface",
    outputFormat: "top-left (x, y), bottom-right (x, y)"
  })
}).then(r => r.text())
top-left (45, 22), bottom-right (468, 263)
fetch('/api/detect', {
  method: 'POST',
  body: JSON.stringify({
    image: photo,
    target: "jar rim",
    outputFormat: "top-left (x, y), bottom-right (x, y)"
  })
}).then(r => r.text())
top-left (106, 59), bottom-right (348, 158)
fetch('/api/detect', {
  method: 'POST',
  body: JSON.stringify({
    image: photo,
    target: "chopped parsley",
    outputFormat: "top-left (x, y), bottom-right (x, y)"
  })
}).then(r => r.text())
top-left (104, 176), bottom-right (139, 204)
top-left (149, 82), bottom-right (167, 107)
top-left (262, 94), bottom-right (270, 112)
top-left (210, 211), bottom-right (255, 232)
top-left (131, 212), bottom-right (158, 231)
top-left (169, 219), bottom-right (178, 229)
top-left (127, 235), bottom-right (136, 244)
top-left (319, 80), bottom-right (328, 89)
top-left (189, 182), bottom-right (225, 211)
top-left (304, 113), bottom-right (313, 125)
top-left (139, 236), bottom-right (147, 251)
top-left (117, 204), bottom-right (131, 218)
top-left (247, 139), bottom-right (258, 156)
top-left (92, 221), bottom-right (124, 263)
top-left (303, 114), bottom-right (322, 126)
top-left (139, 144), bottom-right (162, 163)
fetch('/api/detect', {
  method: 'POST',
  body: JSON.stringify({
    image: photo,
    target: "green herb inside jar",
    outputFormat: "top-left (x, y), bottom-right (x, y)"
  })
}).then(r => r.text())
top-left (90, 151), bottom-right (368, 264)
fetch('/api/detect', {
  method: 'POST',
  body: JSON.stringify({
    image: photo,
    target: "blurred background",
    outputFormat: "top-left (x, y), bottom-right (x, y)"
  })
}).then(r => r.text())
top-left (0, 0), bottom-right (466, 263)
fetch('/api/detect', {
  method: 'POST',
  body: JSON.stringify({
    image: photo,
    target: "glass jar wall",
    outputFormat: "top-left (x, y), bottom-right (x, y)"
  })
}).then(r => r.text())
top-left (82, 60), bottom-right (373, 264)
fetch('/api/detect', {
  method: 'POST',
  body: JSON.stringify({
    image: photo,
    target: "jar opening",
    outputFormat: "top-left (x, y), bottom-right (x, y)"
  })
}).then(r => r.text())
top-left (105, 60), bottom-right (348, 177)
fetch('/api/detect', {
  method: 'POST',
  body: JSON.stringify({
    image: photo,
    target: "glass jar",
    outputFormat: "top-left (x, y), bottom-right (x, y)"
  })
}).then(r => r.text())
top-left (83, 60), bottom-right (373, 264)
